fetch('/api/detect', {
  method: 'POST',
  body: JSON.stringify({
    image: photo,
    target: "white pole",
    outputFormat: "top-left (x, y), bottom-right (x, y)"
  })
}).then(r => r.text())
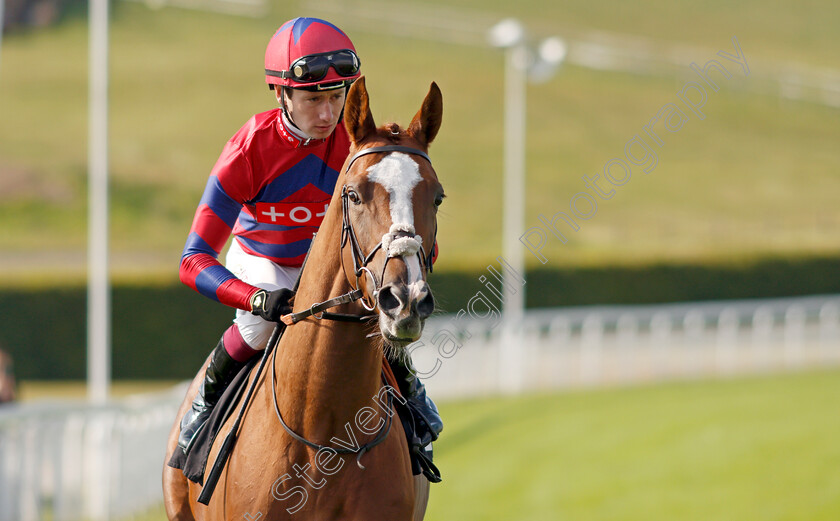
top-left (499, 43), bottom-right (527, 393)
top-left (88, 0), bottom-right (110, 405)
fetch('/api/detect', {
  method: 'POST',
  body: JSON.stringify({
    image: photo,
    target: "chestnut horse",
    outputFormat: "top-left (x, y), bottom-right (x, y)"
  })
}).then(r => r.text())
top-left (163, 77), bottom-right (444, 521)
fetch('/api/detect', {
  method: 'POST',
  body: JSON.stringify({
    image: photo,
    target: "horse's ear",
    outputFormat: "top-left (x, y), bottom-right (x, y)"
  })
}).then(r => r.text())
top-left (344, 76), bottom-right (376, 144)
top-left (407, 81), bottom-right (443, 147)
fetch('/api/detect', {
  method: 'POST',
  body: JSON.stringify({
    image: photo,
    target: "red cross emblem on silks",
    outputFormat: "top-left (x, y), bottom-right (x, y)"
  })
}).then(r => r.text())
top-left (255, 200), bottom-right (330, 227)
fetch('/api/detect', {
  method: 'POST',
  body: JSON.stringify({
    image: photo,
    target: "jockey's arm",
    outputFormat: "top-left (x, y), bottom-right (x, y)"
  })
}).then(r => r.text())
top-left (179, 145), bottom-right (261, 311)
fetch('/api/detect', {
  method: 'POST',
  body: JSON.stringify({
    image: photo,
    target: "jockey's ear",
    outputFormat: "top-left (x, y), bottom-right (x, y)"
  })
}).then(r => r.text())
top-left (408, 82), bottom-right (442, 147)
top-left (344, 76), bottom-right (377, 145)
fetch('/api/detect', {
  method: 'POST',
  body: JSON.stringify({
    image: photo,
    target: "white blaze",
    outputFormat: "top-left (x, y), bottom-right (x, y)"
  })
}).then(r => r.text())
top-left (367, 152), bottom-right (421, 228)
top-left (367, 152), bottom-right (425, 284)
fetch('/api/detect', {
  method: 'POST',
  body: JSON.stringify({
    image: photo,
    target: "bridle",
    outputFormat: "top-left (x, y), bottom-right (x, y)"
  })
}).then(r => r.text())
top-left (340, 145), bottom-right (437, 311)
top-left (271, 143), bottom-right (439, 468)
top-left (281, 144), bottom-right (437, 325)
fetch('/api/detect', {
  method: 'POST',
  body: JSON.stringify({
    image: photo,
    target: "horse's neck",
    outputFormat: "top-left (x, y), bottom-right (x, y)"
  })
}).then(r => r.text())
top-left (273, 215), bottom-right (385, 440)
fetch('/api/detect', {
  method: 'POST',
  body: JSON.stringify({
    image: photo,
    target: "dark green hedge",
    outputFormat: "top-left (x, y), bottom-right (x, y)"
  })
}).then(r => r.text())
top-left (0, 284), bottom-right (229, 381)
top-left (430, 255), bottom-right (840, 311)
top-left (2, 255), bottom-right (838, 380)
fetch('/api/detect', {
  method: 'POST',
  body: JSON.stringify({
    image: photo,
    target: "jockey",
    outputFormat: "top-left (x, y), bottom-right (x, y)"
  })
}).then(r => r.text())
top-left (177, 17), bottom-right (443, 456)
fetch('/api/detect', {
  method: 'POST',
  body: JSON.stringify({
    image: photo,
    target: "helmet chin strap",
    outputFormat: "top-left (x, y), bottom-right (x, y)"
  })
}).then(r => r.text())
top-left (279, 87), bottom-right (316, 145)
top-left (278, 86), bottom-right (293, 123)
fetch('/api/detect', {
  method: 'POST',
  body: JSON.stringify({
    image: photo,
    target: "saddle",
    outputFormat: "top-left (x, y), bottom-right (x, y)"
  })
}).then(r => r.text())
top-left (167, 355), bottom-right (441, 484)
top-left (167, 356), bottom-right (258, 484)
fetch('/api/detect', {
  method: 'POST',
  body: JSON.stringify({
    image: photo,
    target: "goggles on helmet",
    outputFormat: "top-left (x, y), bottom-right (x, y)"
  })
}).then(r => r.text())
top-left (266, 49), bottom-right (361, 84)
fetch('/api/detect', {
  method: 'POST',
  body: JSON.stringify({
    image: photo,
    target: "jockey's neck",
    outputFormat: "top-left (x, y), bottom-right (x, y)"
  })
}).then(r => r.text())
top-left (281, 110), bottom-right (325, 147)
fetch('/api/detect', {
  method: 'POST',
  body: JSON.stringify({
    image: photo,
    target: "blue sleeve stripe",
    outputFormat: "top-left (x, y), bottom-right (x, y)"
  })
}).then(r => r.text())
top-left (199, 176), bottom-right (242, 227)
top-left (182, 232), bottom-right (217, 259)
top-left (194, 264), bottom-right (236, 302)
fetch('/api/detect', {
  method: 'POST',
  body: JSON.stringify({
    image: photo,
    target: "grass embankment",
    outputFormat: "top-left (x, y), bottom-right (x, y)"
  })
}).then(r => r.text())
top-left (1, 2), bottom-right (839, 277)
top-left (121, 369), bottom-right (840, 520)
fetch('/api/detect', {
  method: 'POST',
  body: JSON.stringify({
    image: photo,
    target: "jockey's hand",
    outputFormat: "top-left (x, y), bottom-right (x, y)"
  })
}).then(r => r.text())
top-left (250, 288), bottom-right (295, 322)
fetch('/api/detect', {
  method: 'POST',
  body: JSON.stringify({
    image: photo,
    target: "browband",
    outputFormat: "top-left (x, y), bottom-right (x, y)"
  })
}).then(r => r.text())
top-left (345, 145), bottom-right (431, 172)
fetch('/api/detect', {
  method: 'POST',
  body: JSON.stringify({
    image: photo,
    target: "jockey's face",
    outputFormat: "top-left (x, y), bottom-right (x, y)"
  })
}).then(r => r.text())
top-left (280, 87), bottom-right (346, 140)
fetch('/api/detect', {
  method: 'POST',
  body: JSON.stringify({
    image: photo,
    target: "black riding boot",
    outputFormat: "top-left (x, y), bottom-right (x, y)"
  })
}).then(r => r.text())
top-left (390, 355), bottom-right (444, 440)
top-left (178, 337), bottom-right (245, 454)
top-left (389, 355), bottom-right (444, 482)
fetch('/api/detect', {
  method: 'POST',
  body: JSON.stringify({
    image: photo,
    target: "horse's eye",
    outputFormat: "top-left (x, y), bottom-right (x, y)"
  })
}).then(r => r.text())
top-left (434, 194), bottom-right (444, 207)
top-left (347, 190), bottom-right (361, 204)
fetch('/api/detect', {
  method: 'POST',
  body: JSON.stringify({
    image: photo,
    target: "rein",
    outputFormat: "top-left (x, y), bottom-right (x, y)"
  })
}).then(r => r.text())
top-left (270, 342), bottom-right (395, 469)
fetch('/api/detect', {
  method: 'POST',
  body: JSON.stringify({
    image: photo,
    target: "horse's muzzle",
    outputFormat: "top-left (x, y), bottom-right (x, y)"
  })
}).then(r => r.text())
top-left (377, 280), bottom-right (435, 344)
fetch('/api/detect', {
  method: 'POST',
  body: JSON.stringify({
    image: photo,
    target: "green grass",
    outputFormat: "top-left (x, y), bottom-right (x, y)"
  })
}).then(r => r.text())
top-left (1, 2), bottom-right (839, 275)
top-left (116, 369), bottom-right (840, 520)
top-left (425, 369), bottom-right (840, 521)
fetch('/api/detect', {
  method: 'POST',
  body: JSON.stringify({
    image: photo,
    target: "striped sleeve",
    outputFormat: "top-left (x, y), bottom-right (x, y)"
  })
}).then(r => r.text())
top-left (179, 146), bottom-right (259, 311)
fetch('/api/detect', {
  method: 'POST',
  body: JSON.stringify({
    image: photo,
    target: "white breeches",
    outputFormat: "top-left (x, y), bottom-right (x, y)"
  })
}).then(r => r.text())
top-left (225, 239), bottom-right (301, 349)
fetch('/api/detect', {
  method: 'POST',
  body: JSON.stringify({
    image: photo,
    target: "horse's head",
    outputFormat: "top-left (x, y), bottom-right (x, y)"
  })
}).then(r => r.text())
top-left (340, 76), bottom-right (444, 351)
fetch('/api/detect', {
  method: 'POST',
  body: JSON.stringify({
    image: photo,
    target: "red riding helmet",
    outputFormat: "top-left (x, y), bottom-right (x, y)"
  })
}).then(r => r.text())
top-left (265, 17), bottom-right (361, 91)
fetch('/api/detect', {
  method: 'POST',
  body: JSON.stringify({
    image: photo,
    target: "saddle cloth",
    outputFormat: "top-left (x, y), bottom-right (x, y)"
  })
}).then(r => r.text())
top-left (167, 356), bottom-right (258, 484)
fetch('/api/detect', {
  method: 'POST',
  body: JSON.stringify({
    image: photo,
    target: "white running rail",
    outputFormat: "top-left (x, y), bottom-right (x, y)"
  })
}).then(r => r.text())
top-left (414, 294), bottom-right (840, 398)
top-left (0, 385), bottom-right (186, 521)
top-left (1, 294), bottom-right (839, 519)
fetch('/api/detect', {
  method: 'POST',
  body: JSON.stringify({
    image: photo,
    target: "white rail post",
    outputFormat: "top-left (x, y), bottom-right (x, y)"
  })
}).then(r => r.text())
top-left (20, 422), bottom-right (42, 521)
top-left (818, 302), bottom-right (840, 364)
top-left (549, 316), bottom-right (571, 387)
top-left (783, 305), bottom-right (806, 368)
top-left (751, 306), bottom-right (774, 372)
top-left (616, 313), bottom-right (638, 383)
top-left (715, 308), bottom-right (739, 375)
top-left (580, 314), bottom-right (604, 385)
top-left (682, 310), bottom-right (705, 377)
top-left (650, 312), bottom-right (672, 379)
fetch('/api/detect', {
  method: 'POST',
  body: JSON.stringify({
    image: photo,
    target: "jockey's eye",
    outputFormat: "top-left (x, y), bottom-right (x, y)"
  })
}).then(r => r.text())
top-left (347, 189), bottom-right (361, 205)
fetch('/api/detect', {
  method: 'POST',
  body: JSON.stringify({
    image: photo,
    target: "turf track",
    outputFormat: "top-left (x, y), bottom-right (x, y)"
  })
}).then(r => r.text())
top-left (124, 368), bottom-right (839, 520)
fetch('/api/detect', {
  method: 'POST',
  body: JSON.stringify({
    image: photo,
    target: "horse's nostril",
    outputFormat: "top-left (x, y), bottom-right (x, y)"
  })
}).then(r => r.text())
top-left (377, 286), bottom-right (402, 313)
top-left (416, 289), bottom-right (435, 319)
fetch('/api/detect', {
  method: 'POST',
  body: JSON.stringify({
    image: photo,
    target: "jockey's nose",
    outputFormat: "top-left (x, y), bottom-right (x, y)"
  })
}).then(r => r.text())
top-left (377, 281), bottom-right (435, 321)
top-left (320, 101), bottom-right (334, 122)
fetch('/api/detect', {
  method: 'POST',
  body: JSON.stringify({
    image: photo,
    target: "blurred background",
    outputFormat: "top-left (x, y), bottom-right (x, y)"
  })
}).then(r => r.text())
top-left (0, 0), bottom-right (838, 519)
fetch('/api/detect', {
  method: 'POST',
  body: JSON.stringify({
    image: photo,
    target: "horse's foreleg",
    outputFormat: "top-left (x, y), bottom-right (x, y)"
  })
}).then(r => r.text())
top-left (163, 459), bottom-right (195, 521)
top-left (412, 476), bottom-right (430, 521)
top-left (162, 359), bottom-right (210, 521)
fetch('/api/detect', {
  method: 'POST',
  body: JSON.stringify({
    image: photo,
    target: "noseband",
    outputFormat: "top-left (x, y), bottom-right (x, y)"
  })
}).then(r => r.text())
top-left (341, 145), bottom-right (437, 311)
